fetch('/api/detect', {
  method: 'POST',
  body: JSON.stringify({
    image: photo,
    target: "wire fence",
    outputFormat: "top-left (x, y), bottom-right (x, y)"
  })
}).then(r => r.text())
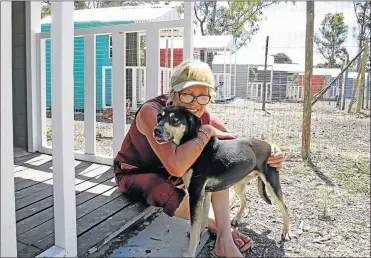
top-left (40, 2), bottom-right (370, 166)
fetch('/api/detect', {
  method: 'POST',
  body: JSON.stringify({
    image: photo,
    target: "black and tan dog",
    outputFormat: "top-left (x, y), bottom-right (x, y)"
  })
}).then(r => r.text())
top-left (153, 105), bottom-right (292, 257)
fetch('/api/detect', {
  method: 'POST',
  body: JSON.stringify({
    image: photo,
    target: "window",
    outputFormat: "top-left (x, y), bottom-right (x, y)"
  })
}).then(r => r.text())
top-left (109, 34), bottom-right (112, 58)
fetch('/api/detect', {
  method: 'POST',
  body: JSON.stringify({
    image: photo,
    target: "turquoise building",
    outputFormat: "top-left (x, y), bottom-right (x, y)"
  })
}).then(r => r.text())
top-left (41, 5), bottom-right (180, 111)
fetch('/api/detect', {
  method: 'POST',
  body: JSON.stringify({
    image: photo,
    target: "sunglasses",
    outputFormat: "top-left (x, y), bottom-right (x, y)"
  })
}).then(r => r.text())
top-left (178, 92), bottom-right (211, 105)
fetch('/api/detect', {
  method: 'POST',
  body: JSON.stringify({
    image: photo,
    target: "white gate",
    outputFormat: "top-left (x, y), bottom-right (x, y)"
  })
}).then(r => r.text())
top-left (286, 85), bottom-right (304, 101)
top-left (214, 73), bottom-right (232, 100)
top-left (246, 82), bottom-right (272, 101)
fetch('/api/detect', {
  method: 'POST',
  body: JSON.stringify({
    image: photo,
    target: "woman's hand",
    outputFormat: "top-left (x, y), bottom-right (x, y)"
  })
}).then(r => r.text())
top-left (200, 125), bottom-right (236, 140)
top-left (267, 144), bottom-right (285, 171)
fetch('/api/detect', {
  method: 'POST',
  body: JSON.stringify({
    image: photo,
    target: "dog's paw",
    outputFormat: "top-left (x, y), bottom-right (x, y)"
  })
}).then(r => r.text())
top-left (281, 231), bottom-right (295, 241)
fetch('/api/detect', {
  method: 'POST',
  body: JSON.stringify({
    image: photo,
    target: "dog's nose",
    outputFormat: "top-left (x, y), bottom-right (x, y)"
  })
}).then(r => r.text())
top-left (154, 128), bottom-right (162, 137)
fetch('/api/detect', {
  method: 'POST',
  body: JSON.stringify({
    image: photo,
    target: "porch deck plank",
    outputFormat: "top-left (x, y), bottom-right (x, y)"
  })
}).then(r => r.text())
top-left (16, 164), bottom-right (112, 218)
top-left (15, 153), bottom-right (155, 257)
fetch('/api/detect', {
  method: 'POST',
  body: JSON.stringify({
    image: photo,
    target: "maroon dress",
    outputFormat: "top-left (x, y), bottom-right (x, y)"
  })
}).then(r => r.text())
top-left (113, 94), bottom-right (211, 216)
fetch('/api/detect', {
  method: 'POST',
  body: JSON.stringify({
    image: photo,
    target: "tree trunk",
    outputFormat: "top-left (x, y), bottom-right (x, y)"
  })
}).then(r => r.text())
top-left (356, 38), bottom-right (368, 112)
top-left (301, 1), bottom-right (314, 161)
top-left (262, 36), bottom-right (269, 111)
top-left (348, 68), bottom-right (361, 113)
top-left (366, 73), bottom-right (370, 109)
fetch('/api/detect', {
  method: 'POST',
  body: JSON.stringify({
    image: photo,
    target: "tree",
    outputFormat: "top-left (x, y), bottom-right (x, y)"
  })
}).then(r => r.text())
top-left (314, 13), bottom-right (348, 68)
top-left (353, 1), bottom-right (371, 70)
top-left (178, 1), bottom-right (286, 67)
top-left (272, 52), bottom-right (293, 64)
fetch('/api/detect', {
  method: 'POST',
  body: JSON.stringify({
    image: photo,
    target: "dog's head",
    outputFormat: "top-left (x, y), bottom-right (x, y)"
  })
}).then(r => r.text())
top-left (153, 106), bottom-right (202, 145)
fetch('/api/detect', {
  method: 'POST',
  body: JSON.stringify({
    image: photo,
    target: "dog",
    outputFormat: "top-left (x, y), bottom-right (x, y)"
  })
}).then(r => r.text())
top-left (153, 105), bottom-right (292, 257)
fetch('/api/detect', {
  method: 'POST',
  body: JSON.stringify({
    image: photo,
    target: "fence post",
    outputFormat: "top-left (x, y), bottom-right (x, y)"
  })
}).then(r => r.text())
top-left (341, 54), bottom-right (349, 110)
top-left (356, 38), bottom-right (369, 113)
top-left (301, 1), bottom-right (314, 161)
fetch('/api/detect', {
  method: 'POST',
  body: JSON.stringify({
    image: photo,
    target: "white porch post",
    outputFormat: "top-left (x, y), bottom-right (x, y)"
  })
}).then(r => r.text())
top-left (132, 68), bottom-right (137, 109)
top-left (84, 34), bottom-right (97, 155)
top-left (183, 1), bottom-right (194, 60)
top-left (229, 50), bottom-right (232, 99)
top-left (26, 1), bottom-right (41, 152)
top-left (145, 29), bottom-right (160, 100)
top-left (223, 47), bottom-right (227, 99)
top-left (0, 2), bottom-right (17, 257)
top-left (43, 2), bottom-right (77, 256)
top-left (234, 49), bottom-right (237, 97)
top-left (112, 32), bottom-right (126, 154)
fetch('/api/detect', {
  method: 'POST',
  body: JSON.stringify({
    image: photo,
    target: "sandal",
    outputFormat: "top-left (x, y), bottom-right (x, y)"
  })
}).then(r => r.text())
top-left (238, 237), bottom-right (253, 252)
top-left (209, 231), bottom-right (253, 252)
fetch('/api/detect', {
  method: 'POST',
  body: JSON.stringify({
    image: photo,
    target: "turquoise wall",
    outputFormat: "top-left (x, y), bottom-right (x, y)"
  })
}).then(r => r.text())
top-left (41, 21), bottom-right (133, 111)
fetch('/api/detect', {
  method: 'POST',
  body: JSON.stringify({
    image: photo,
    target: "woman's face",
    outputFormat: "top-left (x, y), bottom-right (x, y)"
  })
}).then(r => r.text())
top-left (172, 85), bottom-right (211, 118)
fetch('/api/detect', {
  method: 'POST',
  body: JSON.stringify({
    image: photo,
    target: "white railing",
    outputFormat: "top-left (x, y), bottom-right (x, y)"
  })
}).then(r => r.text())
top-left (214, 73), bottom-right (232, 100)
top-left (161, 67), bottom-right (173, 94)
top-left (101, 66), bottom-right (171, 111)
top-left (286, 85), bottom-right (304, 101)
top-left (27, 2), bottom-right (195, 257)
top-left (246, 82), bottom-right (272, 101)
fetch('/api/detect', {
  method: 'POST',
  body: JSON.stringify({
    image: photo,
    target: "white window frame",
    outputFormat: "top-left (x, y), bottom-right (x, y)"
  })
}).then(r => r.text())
top-left (109, 34), bottom-right (112, 59)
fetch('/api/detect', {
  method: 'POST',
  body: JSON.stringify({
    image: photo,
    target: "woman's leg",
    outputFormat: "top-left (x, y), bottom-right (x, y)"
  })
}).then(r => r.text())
top-left (174, 190), bottom-right (250, 257)
top-left (210, 189), bottom-right (243, 257)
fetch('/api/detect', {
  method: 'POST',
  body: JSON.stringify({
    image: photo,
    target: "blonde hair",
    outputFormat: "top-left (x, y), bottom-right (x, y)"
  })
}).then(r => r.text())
top-left (167, 59), bottom-right (216, 104)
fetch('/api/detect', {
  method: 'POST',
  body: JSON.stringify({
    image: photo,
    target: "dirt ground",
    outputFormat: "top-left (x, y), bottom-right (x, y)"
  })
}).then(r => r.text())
top-left (46, 99), bottom-right (370, 257)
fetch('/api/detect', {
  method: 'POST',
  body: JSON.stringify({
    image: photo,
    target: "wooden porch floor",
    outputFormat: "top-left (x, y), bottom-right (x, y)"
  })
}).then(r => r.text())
top-left (14, 151), bottom-right (155, 257)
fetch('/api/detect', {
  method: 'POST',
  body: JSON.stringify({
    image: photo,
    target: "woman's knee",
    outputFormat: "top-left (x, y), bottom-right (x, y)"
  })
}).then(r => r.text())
top-left (115, 172), bottom-right (186, 216)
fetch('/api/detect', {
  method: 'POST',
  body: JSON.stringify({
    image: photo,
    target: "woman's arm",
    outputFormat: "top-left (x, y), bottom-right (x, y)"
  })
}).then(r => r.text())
top-left (136, 104), bottom-right (215, 178)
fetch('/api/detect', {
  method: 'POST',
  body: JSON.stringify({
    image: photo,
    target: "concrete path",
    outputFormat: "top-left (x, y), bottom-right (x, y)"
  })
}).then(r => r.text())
top-left (109, 213), bottom-right (210, 257)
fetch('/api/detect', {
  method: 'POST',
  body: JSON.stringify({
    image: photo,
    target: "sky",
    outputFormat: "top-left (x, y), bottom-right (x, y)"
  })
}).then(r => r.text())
top-left (211, 1), bottom-right (360, 66)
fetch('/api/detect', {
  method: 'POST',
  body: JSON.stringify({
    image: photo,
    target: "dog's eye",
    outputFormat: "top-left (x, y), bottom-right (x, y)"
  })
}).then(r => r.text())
top-left (157, 114), bottom-right (162, 122)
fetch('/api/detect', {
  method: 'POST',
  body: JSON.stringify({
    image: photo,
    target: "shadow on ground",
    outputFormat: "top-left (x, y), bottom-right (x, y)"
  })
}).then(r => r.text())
top-left (202, 224), bottom-right (287, 258)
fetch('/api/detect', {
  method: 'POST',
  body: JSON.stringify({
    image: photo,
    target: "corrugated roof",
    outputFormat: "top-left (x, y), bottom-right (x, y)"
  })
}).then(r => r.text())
top-left (41, 4), bottom-right (181, 24)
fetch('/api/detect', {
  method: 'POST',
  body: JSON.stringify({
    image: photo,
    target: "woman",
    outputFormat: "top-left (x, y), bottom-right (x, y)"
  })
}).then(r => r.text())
top-left (113, 59), bottom-right (285, 257)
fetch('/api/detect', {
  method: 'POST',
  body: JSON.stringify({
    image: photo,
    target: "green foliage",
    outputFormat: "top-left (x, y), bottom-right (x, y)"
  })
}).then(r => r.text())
top-left (192, 1), bottom-right (281, 51)
top-left (176, 1), bottom-right (294, 67)
top-left (314, 13), bottom-right (349, 68)
top-left (272, 52), bottom-right (293, 64)
top-left (353, 1), bottom-right (371, 70)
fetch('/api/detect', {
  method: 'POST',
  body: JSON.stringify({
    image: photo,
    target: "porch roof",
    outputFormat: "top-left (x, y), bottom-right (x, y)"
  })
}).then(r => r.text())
top-left (40, 4), bottom-right (181, 24)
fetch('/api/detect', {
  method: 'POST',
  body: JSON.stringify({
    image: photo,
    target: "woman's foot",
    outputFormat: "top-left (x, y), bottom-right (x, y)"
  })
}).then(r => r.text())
top-left (231, 228), bottom-right (253, 251)
top-left (208, 227), bottom-right (253, 251)
top-left (213, 236), bottom-right (244, 258)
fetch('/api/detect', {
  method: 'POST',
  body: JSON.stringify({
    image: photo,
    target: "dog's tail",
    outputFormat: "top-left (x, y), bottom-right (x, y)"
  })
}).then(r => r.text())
top-left (257, 176), bottom-right (271, 205)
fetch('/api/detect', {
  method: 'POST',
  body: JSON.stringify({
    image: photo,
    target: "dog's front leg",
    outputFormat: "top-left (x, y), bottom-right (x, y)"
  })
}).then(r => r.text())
top-left (201, 192), bottom-right (211, 231)
top-left (183, 181), bottom-right (206, 258)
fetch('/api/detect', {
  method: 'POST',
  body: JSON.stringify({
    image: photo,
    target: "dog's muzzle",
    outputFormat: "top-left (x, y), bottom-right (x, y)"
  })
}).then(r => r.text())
top-left (153, 126), bottom-right (171, 143)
